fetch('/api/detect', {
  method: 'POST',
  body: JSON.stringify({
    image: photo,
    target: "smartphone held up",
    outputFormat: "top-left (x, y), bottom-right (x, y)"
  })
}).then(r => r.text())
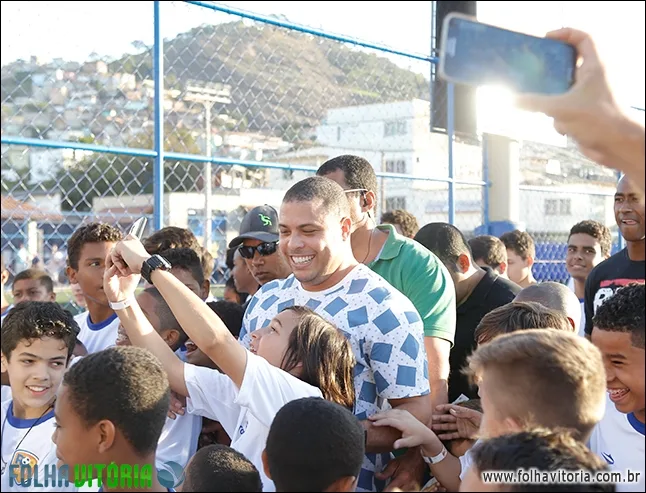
top-left (438, 13), bottom-right (577, 95)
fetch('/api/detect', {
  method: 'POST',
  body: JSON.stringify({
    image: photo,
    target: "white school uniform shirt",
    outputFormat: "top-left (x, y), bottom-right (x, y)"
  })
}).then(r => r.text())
top-left (588, 397), bottom-right (645, 492)
top-left (567, 278), bottom-right (587, 337)
top-left (0, 400), bottom-right (75, 492)
top-left (239, 264), bottom-right (430, 492)
top-left (74, 312), bottom-right (120, 354)
top-left (184, 351), bottom-right (323, 492)
top-left (155, 412), bottom-right (202, 473)
top-left (459, 439), bottom-right (481, 480)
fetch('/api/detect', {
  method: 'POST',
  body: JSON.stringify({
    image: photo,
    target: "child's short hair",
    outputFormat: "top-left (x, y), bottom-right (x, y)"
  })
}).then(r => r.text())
top-left (206, 301), bottom-right (245, 339)
top-left (475, 301), bottom-right (573, 345)
top-left (466, 329), bottom-right (606, 441)
top-left (468, 235), bottom-right (507, 270)
top-left (143, 226), bottom-right (201, 255)
top-left (1, 302), bottom-right (79, 360)
top-left (201, 248), bottom-right (215, 282)
top-left (12, 269), bottom-right (54, 293)
top-left (183, 444), bottom-right (262, 492)
top-left (67, 223), bottom-right (123, 270)
top-left (380, 209), bottom-right (420, 238)
top-left (159, 248), bottom-right (205, 285)
top-left (592, 284), bottom-right (645, 349)
top-left (62, 346), bottom-right (170, 456)
top-left (141, 287), bottom-right (188, 350)
top-left (265, 397), bottom-right (365, 492)
top-left (469, 429), bottom-right (614, 492)
top-left (500, 230), bottom-right (536, 260)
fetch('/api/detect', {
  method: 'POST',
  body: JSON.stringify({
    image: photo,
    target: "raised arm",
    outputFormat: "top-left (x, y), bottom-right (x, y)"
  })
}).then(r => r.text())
top-left (110, 236), bottom-right (249, 388)
top-left (103, 259), bottom-right (188, 396)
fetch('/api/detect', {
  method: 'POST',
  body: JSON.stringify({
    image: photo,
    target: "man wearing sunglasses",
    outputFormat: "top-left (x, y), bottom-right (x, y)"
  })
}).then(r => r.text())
top-left (228, 205), bottom-right (292, 287)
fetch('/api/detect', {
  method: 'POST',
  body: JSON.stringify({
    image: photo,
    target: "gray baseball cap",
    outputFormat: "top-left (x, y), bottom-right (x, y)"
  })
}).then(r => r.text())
top-left (228, 205), bottom-right (279, 248)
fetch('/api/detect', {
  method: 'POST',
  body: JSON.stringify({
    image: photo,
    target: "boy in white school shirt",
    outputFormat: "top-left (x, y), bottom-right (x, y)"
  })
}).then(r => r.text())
top-left (0, 302), bottom-right (79, 492)
top-left (115, 286), bottom-right (201, 473)
top-left (66, 223), bottom-right (123, 354)
top-left (589, 284), bottom-right (645, 492)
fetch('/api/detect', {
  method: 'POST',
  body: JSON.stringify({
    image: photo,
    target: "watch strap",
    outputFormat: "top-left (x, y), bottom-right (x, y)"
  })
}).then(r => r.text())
top-left (141, 255), bottom-right (171, 284)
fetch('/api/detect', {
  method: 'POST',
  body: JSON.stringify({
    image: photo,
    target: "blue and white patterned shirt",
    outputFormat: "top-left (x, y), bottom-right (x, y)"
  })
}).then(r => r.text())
top-left (239, 264), bottom-right (430, 492)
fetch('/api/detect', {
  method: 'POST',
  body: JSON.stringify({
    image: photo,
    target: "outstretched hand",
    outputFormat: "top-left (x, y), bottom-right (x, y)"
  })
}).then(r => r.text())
top-left (431, 404), bottom-right (482, 441)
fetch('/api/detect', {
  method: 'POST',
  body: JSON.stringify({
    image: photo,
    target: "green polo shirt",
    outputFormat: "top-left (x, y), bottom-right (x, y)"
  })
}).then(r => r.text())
top-left (367, 224), bottom-right (457, 344)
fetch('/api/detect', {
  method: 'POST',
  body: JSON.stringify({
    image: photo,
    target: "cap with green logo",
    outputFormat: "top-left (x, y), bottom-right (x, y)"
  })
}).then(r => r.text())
top-left (228, 205), bottom-right (280, 248)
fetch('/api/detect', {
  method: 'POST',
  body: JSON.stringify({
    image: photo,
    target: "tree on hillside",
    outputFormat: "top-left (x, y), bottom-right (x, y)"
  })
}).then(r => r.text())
top-left (55, 126), bottom-right (203, 212)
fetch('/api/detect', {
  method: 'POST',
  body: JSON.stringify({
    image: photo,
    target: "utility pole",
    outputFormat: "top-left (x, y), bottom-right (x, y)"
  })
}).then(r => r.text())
top-left (183, 82), bottom-right (231, 251)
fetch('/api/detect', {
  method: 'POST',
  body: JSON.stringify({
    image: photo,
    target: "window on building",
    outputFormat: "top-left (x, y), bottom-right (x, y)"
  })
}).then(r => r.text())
top-left (385, 160), bottom-right (407, 174)
top-left (545, 198), bottom-right (572, 216)
top-left (386, 197), bottom-right (406, 211)
top-left (384, 120), bottom-right (407, 137)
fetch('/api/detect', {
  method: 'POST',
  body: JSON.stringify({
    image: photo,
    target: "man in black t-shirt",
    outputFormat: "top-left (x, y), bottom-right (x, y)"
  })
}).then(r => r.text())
top-left (415, 223), bottom-right (521, 402)
top-left (584, 176), bottom-right (645, 336)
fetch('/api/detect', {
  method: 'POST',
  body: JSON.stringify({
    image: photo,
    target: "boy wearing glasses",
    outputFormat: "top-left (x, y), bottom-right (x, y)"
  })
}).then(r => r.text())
top-left (228, 206), bottom-right (291, 286)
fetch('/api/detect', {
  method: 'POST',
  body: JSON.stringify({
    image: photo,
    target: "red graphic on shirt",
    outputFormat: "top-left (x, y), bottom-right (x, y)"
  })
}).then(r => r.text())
top-left (594, 279), bottom-right (645, 313)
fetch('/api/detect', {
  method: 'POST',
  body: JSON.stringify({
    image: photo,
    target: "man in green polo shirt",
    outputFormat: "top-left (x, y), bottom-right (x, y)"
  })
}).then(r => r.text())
top-left (317, 156), bottom-right (456, 409)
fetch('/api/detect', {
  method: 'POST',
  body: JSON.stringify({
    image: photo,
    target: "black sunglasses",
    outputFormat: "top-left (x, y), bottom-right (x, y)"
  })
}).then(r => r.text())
top-left (238, 241), bottom-right (279, 259)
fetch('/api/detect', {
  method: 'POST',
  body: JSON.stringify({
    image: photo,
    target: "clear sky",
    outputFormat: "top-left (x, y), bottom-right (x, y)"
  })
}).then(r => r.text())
top-left (1, 1), bottom-right (644, 141)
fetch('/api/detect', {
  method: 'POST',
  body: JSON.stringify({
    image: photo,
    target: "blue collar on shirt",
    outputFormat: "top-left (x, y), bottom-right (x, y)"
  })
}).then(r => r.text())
top-left (627, 413), bottom-right (645, 436)
top-left (6, 401), bottom-right (55, 428)
top-left (87, 312), bottom-right (119, 331)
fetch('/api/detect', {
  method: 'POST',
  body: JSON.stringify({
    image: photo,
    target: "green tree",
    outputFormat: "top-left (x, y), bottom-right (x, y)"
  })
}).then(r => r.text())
top-left (56, 125), bottom-right (203, 212)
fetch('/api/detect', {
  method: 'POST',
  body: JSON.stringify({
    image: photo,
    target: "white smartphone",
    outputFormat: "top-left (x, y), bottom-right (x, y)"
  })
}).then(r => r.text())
top-left (128, 218), bottom-right (148, 239)
top-left (438, 13), bottom-right (576, 95)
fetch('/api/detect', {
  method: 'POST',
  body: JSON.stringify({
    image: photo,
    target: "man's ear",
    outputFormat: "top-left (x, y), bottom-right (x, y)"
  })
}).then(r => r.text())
top-left (261, 449), bottom-right (272, 480)
top-left (66, 266), bottom-right (78, 285)
top-left (456, 253), bottom-right (471, 274)
top-left (340, 216), bottom-right (352, 240)
top-left (361, 190), bottom-right (377, 214)
top-left (567, 317), bottom-right (577, 333)
top-left (201, 279), bottom-right (211, 301)
top-left (48, 291), bottom-right (57, 302)
top-left (499, 261), bottom-right (508, 275)
top-left (1, 269), bottom-right (9, 286)
top-left (96, 420), bottom-right (117, 454)
top-left (160, 329), bottom-right (180, 349)
top-left (526, 255), bottom-right (535, 268)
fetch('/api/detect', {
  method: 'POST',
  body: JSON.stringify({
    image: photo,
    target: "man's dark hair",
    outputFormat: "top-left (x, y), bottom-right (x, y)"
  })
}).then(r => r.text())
top-left (1, 302), bottom-right (79, 360)
top-left (569, 220), bottom-right (613, 258)
top-left (183, 444), bottom-right (262, 492)
top-left (63, 346), bottom-right (170, 456)
top-left (470, 429), bottom-right (615, 492)
top-left (316, 155), bottom-right (379, 197)
top-left (12, 269), bottom-right (54, 294)
top-left (500, 230), bottom-right (536, 260)
top-left (140, 287), bottom-right (188, 350)
top-left (207, 300), bottom-right (245, 339)
top-left (381, 210), bottom-right (420, 238)
top-left (265, 397), bottom-right (365, 492)
top-left (468, 235), bottom-right (507, 270)
top-left (225, 247), bottom-right (236, 271)
top-left (143, 227), bottom-right (201, 255)
top-left (159, 248), bottom-right (205, 285)
top-left (475, 301), bottom-right (573, 345)
top-left (67, 223), bottom-right (123, 270)
top-left (593, 283), bottom-right (645, 349)
top-left (414, 222), bottom-right (471, 272)
top-left (283, 176), bottom-right (350, 219)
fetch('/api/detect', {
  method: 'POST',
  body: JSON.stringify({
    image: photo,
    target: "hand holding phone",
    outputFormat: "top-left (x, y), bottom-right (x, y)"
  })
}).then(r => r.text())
top-left (438, 13), bottom-right (576, 95)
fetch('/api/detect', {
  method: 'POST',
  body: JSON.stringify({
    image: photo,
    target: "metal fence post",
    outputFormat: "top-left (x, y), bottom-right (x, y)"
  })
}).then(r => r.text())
top-left (153, 1), bottom-right (165, 231)
top-left (447, 82), bottom-right (455, 225)
top-left (482, 134), bottom-right (490, 233)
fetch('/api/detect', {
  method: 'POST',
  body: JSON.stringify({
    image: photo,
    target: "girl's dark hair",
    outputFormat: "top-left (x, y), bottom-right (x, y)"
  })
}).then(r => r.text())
top-left (279, 306), bottom-right (355, 410)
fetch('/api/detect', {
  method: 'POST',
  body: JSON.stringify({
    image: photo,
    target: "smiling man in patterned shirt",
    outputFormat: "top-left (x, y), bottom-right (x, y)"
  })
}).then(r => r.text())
top-left (239, 176), bottom-right (431, 492)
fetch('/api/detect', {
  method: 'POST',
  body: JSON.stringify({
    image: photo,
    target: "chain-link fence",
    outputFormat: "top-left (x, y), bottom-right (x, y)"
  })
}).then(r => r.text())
top-left (0, 0), bottom-right (640, 290)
